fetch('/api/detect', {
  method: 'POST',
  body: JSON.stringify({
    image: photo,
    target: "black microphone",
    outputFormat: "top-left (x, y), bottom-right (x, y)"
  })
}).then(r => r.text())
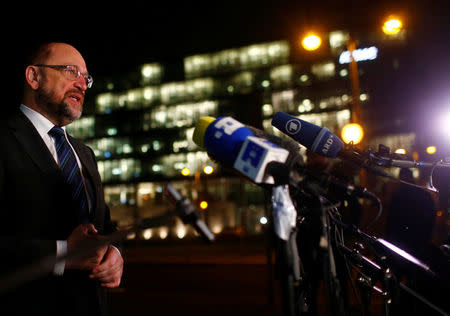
top-left (164, 184), bottom-right (215, 242)
top-left (271, 112), bottom-right (390, 177)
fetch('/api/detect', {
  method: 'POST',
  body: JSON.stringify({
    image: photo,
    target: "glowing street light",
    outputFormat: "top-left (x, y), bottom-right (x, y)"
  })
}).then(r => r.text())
top-left (426, 146), bottom-right (437, 155)
top-left (301, 33), bottom-right (322, 51)
top-left (382, 17), bottom-right (403, 35)
top-left (181, 167), bottom-right (190, 176)
top-left (199, 201), bottom-right (208, 210)
top-left (203, 165), bottom-right (214, 175)
top-left (341, 123), bottom-right (364, 145)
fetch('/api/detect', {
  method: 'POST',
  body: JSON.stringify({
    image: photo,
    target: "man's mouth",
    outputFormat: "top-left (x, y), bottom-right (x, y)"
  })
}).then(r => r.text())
top-left (68, 93), bottom-right (83, 103)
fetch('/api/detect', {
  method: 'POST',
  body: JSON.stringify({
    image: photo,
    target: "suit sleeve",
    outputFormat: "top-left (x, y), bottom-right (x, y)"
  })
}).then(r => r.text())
top-left (0, 155), bottom-right (57, 277)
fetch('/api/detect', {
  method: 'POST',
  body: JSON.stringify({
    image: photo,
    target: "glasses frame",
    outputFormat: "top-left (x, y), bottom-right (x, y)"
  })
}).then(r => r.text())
top-left (33, 64), bottom-right (93, 89)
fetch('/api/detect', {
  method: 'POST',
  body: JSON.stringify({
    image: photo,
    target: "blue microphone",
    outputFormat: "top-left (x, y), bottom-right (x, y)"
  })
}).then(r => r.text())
top-left (193, 116), bottom-right (254, 166)
top-left (193, 116), bottom-right (289, 184)
top-left (271, 112), bottom-right (344, 158)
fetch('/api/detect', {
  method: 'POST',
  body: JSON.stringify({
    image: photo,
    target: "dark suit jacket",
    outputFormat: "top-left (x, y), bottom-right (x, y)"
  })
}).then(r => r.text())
top-left (0, 109), bottom-right (116, 316)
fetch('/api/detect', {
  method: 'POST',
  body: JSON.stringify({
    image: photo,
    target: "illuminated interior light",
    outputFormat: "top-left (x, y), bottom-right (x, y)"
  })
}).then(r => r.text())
top-left (203, 165), bottom-right (214, 174)
top-left (261, 80), bottom-right (270, 88)
top-left (106, 128), bottom-right (117, 136)
top-left (142, 229), bottom-right (152, 240)
top-left (126, 232), bottom-right (136, 240)
top-left (159, 228), bottom-right (168, 239)
top-left (200, 201), bottom-right (208, 210)
top-left (341, 123), bottom-right (364, 145)
top-left (112, 168), bottom-right (122, 175)
top-left (181, 167), bottom-right (191, 176)
top-left (176, 227), bottom-right (186, 239)
top-left (426, 146), bottom-right (437, 154)
top-left (339, 69), bottom-right (348, 77)
top-left (359, 94), bottom-right (368, 101)
top-left (394, 148), bottom-right (406, 155)
top-left (262, 104), bottom-right (273, 116)
top-left (301, 34), bottom-right (322, 51)
top-left (300, 74), bottom-right (309, 82)
top-left (152, 164), bottom-right (162, 172)
top-left (212, 224), bottom-right (223, 234)
top-left (260, 216), bottom-right (268, 225)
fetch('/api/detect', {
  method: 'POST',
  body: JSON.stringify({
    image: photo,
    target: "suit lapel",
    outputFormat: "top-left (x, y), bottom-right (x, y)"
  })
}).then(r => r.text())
top-left (8, 110), bottom-right (61, 177)
top-left (69, 136), bottom-right (99, 210)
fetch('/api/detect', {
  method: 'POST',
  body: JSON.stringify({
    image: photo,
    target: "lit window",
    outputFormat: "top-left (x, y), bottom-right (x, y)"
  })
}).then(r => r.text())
top-left (152, 140), bottom-right (161, 151)
top-left (360, 94), bottom-right (368, 101)
top-left (152, 164), bottom-right (162, 172)
top-left (261, 80), bottom-right (270, 88)
top-left (262, 104), bottom-right (273, 116)
top-left (311, 62), bottom-right (335, 78)
top-left (107, 128), bottom-right (117, 136)
top-left (329, 30), bottom-right (350, 50)
top-left (339, 69), bottom-right (348, 77)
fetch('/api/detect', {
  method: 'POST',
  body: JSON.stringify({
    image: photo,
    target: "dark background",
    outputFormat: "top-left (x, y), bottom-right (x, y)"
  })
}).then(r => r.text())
top-left (3, 0), bottom-right (450, 145)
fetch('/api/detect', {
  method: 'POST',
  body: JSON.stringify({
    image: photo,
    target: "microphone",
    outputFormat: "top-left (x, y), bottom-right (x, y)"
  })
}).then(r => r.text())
top-left (271, 112), bottom-right (450, 172)
top-left (193, 116), bottom-right (289, 184)
top-left (271, 111), bottom-right (345, 159)
top-left (271, 112), bottom-right (392, 178)
top-left (164, 184), bottom-right (215, 242)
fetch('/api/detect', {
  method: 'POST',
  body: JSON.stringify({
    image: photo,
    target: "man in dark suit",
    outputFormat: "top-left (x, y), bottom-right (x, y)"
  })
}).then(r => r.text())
top-left (0, 42), bottom-right (123, 315)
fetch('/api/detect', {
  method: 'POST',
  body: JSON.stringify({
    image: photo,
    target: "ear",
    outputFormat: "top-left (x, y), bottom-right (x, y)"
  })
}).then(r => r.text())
top-left (25, 66), bottom-right (41, 90)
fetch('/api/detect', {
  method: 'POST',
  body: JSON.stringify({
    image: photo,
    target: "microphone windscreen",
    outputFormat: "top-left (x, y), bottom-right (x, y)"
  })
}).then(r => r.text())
top-left (193, 116), bottom-right (254, 166)
top-left (193, 116), bottom-right (216, 148)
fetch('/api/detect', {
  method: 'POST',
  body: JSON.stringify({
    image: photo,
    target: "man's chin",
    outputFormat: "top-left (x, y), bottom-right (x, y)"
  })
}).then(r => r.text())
top-left (61, 103), bottom-right (83, 125)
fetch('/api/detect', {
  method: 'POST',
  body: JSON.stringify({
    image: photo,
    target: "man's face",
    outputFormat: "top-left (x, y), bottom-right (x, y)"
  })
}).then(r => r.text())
top-left (35, 44), bottom-right (88, 126)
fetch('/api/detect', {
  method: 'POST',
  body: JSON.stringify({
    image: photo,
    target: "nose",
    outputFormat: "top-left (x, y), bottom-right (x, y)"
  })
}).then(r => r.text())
top-left (74, 75), bottom-right (87, 91)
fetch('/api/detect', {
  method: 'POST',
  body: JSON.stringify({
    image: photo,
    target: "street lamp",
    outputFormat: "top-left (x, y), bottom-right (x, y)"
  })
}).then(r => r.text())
top-left (382, 16), bottom-right (403, 35)
top-left (341, 123), bottom-right (364, 145)
top-left (301, 33), bottom-right (322, 51)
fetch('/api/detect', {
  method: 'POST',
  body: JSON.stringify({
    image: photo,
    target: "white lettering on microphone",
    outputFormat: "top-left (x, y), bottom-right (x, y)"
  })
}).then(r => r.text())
top-left (322, 135), bottom-right (334, 154)
top-left (214, 117), bottom-right (244, 136)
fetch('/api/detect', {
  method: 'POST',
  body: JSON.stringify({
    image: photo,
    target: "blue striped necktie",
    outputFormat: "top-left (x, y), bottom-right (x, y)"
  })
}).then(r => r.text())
top-left (49, 126), bottom-right (89, 223)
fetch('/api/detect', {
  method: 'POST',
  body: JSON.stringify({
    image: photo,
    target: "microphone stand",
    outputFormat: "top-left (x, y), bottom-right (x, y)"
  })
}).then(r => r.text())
top-left (330, 216), bottom-right (449, 316)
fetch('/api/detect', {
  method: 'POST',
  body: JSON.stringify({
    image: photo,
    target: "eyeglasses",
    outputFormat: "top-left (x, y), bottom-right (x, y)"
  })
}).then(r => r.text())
top-left (33, 64), bottom-right (93, 89)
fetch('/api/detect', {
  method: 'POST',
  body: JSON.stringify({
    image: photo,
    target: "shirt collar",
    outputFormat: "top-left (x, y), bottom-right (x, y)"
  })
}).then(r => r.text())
top-left (20, 104), bottom-right (66, 136)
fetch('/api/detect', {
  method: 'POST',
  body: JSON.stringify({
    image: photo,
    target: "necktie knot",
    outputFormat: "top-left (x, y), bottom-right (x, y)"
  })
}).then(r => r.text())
top-left (48, 126), bottom-right (65, 140)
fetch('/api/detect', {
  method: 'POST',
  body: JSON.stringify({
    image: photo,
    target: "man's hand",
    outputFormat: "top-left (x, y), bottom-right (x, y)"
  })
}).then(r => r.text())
top-left (65, 224), bottom-right (108, 271)
top-left (89, 245), bottom-right (123, 288)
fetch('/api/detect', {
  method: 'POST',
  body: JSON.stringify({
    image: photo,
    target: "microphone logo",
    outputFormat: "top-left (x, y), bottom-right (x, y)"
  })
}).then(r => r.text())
top-left (285, 119), bottom-right (301, 135)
